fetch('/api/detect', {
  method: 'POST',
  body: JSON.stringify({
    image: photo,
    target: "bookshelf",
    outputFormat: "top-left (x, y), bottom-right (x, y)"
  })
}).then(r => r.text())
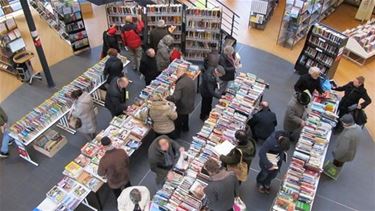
top-left (295, 23), bottom-right (348, 78)
top-left (105, 1), bottom-right (143, 26)
top-left (277, 0), bottom-right (339, 49)
top-left (185, 7), bottom-right (222, 62)
top-left (151, 72), bottom-right (266, 210)
top-left (30, 0), bottom-right (90, 52)
top-left (249, 0), bottom-right (276, 30)
top-left (272, 93), bottom-right (340, 211)
top-left (342, 19), bottom-right (375, 65)
top-left (35, 59), bottom-right (201, 210)
top-left (146, 4), bottom-right (183, 47)
top-left (0, 16), bottom-right (25, 75)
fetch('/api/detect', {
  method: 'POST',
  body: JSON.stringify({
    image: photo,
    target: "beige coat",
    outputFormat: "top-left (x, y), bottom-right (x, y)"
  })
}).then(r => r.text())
top-left (149, 100), bottom-right (177, 134)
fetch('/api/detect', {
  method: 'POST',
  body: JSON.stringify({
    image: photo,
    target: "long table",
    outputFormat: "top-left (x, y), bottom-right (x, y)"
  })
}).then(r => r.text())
top-left (9, 57), bottom-right (129, 166)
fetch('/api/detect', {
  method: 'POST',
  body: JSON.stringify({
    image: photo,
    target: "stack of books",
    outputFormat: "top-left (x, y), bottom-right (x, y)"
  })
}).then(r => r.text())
top-left (151, 72), bottom-right (266, 210)
top-left (343, 19), bottom-right (375, 53)
top-left (9, 55), bottom-right (127, 144)
top-left (272, 94), bottom-right (340, 211)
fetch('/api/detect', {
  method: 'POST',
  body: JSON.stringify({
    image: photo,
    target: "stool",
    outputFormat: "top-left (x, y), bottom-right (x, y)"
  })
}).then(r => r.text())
top-left (13, 50), bottom-right (42, 84)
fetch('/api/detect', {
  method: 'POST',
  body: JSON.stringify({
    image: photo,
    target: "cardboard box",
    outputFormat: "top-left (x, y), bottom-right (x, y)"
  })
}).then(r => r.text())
top-left (33, 135), bottom-right (67, 158)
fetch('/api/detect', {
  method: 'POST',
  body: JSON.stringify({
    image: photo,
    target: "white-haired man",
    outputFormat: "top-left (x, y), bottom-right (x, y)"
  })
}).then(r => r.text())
top-left (294, 66), bottom-right (324, 95)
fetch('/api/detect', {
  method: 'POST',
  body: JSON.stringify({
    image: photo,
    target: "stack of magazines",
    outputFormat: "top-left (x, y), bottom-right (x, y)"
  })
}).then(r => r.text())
top-left (272, 94), bottom-right (340, 211)
top-left (151, 72), bottom-right (266, 210)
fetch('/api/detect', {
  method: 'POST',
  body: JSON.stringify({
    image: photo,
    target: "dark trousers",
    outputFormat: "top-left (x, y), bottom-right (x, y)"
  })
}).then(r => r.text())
top-left (333, 159), bottom-right (345, 167)
top-left (256, 168), bottom-right (278, 188)
top-left (175, 114), bottom-right (189, 133)
top-left (155, 130), bottom-right (177, 139)
top-left (112, 181), bottom-right (131, 198)
top-left (200, 96), bottom-right (213, 119)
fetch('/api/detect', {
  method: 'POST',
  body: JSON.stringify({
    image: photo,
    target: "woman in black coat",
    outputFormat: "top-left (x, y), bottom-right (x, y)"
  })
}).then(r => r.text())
top-left (103, 48), bottom-right (124, 85)
top-left (101, 26), bottom-right (120, 58)
top-left (333, 76), bottom-right (372, 117)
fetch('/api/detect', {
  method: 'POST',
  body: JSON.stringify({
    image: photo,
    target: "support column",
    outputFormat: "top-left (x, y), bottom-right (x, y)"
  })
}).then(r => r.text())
top-left (19, 0), bottom-right (55, 87)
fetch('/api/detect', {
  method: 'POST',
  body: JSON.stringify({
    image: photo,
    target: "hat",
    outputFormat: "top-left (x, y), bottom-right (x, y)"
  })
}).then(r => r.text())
top-left (157, 19), bottom-right (166, 28)
top-left (215, 65), bottom-right (225, 75)
top-left (341, 114), bottom-right (354, 125)
top-left (101, 136), bottom-right (112, 146)
top-left (107, 27), bottom-right (117, 35)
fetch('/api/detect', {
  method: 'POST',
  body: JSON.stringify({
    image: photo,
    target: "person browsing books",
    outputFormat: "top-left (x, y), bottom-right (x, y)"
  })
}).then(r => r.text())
top-left (0, 106), bottom-right (14, 158)
top-left (105, 77), bottom-right (129, 117)
top-left (103, 48), bottom-right (124, 85)
top-left (248, 101), bottom-right (277, 142)
top-left (156, 35), bottom-right (174, 72)
top-left (199, 158), bottom-right (239, 211)
top-left (218, 45), bottom-right (237, 93)
top-left (98, 136), bottom-right (131, 198)
top-left (101, 25), bottom-right (120, 59)
top-left (256, 131), bottom-right (290, 194)
top-left (148, 135), bottom-right (184, 188)
top-left (199, 65), bottom-right (225, 121)
top-left (149, 19), bottom-right (176, 51)
top-left (220, 129), bottom-right (256, 184)
top-left (204, 43), bottom-right (220, 70)
top-left (166, 66), bottom-right (196, 136)
top-left (139, 48), bottom-right (159, 86)
top-left (118, 186), bottom-right (150, 211)
top-left (294, 66), bottom-right (324, 95)
top-left (121, 15), bottom-right (144, 71)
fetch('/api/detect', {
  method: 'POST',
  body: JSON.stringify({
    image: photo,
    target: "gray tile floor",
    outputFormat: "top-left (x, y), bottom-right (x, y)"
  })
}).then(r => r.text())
top-left (0, 44), bottom-right (374, 211)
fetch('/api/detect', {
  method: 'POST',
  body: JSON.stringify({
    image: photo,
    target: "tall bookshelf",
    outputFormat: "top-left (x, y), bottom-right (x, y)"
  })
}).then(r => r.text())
top-left (0, 16), bottom-right (25, 75)
top-left (106, 1), bottom-right (143, 26)
top-left (295, 23), bottom-right (348, 78)
top-left (185, 7), bottom-right (222, 62)
top-left (146, 4), bottom-right (183, 47)
top-left (277, 0), bottom-right (339, 49)
top-left (30, 0), bottom-right (89, 52)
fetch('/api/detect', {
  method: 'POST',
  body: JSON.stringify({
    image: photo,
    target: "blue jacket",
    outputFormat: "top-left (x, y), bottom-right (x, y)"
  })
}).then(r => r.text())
top-left (258, 131), bottom-right (288, 170)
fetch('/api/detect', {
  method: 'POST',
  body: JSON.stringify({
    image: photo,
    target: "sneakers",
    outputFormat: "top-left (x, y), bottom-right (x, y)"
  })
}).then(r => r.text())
top-left (0, 152), bottom-right (9, 158)
top-left (8, 139), bottom-right (14, 146)
top-left (256, 185), bottom-right (266, 194)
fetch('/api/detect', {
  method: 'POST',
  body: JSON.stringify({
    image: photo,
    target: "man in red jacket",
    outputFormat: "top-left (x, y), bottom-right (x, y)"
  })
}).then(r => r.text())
top-left (121, 15), bottom-right (144, 71)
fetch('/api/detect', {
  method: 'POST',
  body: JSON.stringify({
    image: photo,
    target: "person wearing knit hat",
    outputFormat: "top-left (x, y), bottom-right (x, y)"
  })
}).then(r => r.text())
top-left (324, 113), bottom-right (363, 180)
top-left (149, 19), bottom-right (170, 51)
top-left (199, 65), bottom-right (225, 120)
top-left (98, 136), bottom-right (131, 198)
top-left (101, 25), bottom-right (120, 58)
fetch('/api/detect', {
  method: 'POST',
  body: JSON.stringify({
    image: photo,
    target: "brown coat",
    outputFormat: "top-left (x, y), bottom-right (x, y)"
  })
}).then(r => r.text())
top-left (98, 148), bottom-right (130, 189)
top-left (149, 100), bottom-right (178, 134)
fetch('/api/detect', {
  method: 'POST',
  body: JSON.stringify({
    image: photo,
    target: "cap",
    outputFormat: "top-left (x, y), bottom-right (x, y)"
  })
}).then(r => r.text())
top-left (101, 136), bottom-right (112, 146)
top-left (157, 19), bottom-right (166, 28)
top-left (215, 65), bottom-right (225, 75)
top-left (341, 114), bottom-right (354, 125)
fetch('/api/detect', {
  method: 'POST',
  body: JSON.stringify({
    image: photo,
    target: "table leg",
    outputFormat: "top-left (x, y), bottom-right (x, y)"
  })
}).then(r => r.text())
top-left (91, 89), bottom-right (105, 106)
top-left (82, 198), bottom-right (98, 211)
top-left (56, 115), bottom-right (76, 134)
top-left (95, 192), bottom-right (103, 211)
top-left (15, 140), bottom-right (39, 166)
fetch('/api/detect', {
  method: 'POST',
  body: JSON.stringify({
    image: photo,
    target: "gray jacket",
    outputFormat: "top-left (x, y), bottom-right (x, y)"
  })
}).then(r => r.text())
top-left (333, 124), bottom-right (362, 162)
top-left (71, 92), bottom-right (97, 134)
top-left (283, 96), bottom-right (305, 133)
top-left (156, 35), bottom-right (174, 72)
top-left (167, 74), bottom-right (196, 115)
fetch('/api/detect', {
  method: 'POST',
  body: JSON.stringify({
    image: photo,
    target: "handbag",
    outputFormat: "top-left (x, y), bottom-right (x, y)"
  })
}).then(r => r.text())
top-left (227, 149), bottom-right (248, 182)
top-left (68, 116), bottom-right (82, 129)
top-left (233, 197), bottom-right (246, 211)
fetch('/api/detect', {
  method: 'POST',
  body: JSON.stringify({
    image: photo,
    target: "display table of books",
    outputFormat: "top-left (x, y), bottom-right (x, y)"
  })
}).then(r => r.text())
top-left (271, 93), bottom-right (340, 211)
top-left (34, 59), bottom-right (201, 211)
top-left (150, 73), bottom-right (267, 210)
top-left (8, 55), bottom-right (129, 166)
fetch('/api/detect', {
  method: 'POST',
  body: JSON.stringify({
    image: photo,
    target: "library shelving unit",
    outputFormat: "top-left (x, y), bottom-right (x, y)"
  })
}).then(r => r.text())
top-left (295, 23), bottom-right (348, 78)
top-left (146, 4), bottom-right (183, 47)
top-left (105, 1), bottom-right (143, 26)
top-left (30, 0), bottom-right (90, 52)
top-left (248, 0), bottom-right (276, 30)
top-left (0, 0), bottom-right (22, 17)
top-left (342, 19), bottom-right (375, 65)
top-left (185, 7), bottom-right (222, 62)
top-left (277, 0), bottom-right (339, 49)
top-left (0, 16), bottom-right (25, 75)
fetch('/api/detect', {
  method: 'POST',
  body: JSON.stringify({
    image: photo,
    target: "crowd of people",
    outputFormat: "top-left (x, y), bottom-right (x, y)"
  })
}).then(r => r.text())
top-left (0, 14), bottom-right (372, 211)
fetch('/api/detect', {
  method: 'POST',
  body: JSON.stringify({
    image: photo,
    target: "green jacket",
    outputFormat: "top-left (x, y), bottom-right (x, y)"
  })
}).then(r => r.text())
top-left (220, 140), bottom-right (256, 172)
top-left (0, 106), bottom-right (7, 127)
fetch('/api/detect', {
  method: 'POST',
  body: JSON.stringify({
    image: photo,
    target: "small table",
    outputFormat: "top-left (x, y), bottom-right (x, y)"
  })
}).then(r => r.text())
top-left (13, 50), bottom-right (42, 84)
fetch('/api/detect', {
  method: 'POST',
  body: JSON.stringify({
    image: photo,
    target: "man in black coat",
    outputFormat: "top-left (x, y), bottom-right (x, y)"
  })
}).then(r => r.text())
top-left (101, 25), bottom-right (120, 58)
top-left (219, 46), bottom-right (236, 94)
top-left (248, 101), bottom-right (277, 141)
top-left (103, 48), bottom-right (124, 85)
top-left (294, 66), bottom-right (324, 95)
top-left (200, 66), bottom-right (225, 120)
top-left (167, 67), bottom-right (196, 136)
top-left (333, 76), bottom-right (372, 117)
top-left (204, 43), bottom-right (220, 70)
top-left (149, 20), bottom-right (172, 51)
top-left (139, 48), bottom-right (159, 86)
top-left (105, 77), bottom-right (129, 116)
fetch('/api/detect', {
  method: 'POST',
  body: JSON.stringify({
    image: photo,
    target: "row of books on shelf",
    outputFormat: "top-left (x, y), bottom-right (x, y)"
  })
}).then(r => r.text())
top-left (106, 5), bottom-right (142, 16)
top-left (311, 24), bottom-right (346, 46)
top-left (186, 20), bottom-right (221, 31)
top-left (308, 35), bottom-right (338, 56)
top-left (146, 4), bottom-right (182, 14)
top-left (343, 19), bottom-right (375, 53)
top-left (147, 16), bottom-right (182, 25)
top-left (186, 8), bottom-right (221, 18)
top-left (299, 55), bottom-right (328, 74)
top-left (0, 17), bottom-right (16, 34)
top-left (9, 55), bottom-right (127, 143)
top-left (151, 73), bottom-right (266, 210)
top-left (272, 94), bottom-right (340, 211)
top-left (186, 31), bottom-right (221, 41)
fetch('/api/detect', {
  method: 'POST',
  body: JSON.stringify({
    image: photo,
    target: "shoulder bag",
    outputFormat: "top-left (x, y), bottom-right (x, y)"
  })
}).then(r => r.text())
top-left (227, 148), bottom-right (248, 182)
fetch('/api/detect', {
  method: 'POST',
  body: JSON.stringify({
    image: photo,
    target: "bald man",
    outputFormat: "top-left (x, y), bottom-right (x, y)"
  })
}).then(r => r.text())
top-left (248, 101), bottom-right (277, 141)
top-left (105, 77), bottom-right (129, 116)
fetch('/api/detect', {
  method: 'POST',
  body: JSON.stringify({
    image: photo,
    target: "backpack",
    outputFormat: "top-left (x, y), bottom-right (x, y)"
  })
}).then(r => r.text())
top-left (227, 149), bottom-right (248, 182)
top-left (122, 29), bottom-right (141, 49)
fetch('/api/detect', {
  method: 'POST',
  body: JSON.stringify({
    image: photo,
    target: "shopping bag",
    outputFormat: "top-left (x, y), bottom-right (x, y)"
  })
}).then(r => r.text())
top-left (323, 161), bottom-right (342, 180)
top-left (233, 197), bottom-right (246, 211)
